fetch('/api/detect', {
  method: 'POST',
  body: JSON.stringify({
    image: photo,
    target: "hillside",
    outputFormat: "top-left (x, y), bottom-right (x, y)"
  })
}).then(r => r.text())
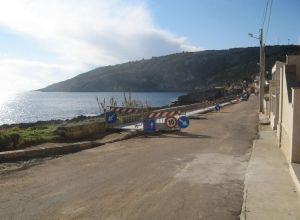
top-left (40, 45), bottom-right (300, 92)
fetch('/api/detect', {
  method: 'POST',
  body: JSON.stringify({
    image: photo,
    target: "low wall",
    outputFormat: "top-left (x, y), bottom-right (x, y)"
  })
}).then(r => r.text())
top-left (57, 120), bottom-right (106, 139)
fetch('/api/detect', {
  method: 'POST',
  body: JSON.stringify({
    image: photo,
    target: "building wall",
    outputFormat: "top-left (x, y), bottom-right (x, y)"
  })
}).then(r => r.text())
top-left (272, 61), bottom-right (284, 80)
top-left (277, 68), bottom-right (284, 140)
top-left (287, 55), bottom-right (300, 80)
top-left (269, 80), bottom-right (280, 129)
top-left (292, 88), bottom-right (300, 163)
top-left (280, 66), bottom-right (294, 161)
top-left (270, 93), bottom-right (279, 129)
top-left (277, 56), bottom-right (300, 163)
top-left (264, 99), bottom-right (270, 116)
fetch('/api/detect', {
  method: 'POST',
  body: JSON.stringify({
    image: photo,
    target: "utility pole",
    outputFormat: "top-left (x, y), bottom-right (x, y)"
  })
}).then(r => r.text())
top-left (259, 28), bottom-right (265, 113)
top-left (248, 29), bottom-right (265, 113)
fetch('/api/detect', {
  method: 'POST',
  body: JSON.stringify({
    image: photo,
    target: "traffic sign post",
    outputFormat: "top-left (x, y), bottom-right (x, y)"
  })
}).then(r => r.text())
top-left (215, 103), bottom-right (221, 112)
top-left (105, 111), bottom-right (117, 124)
top-left (143, 118), bottom-right (156, 133)
top-left (165, 116), bottom-right (177, 128)
top-left (178, 115), bottom-right (189, 128)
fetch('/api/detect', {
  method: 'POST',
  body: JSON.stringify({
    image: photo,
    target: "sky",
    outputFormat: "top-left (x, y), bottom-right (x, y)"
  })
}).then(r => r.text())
top-left (0, 0), bottom-right (299, 92)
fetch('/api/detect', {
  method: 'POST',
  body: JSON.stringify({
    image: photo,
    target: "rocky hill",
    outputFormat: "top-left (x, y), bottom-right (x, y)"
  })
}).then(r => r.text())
top-left (39, 45), bottom-right (300, 92)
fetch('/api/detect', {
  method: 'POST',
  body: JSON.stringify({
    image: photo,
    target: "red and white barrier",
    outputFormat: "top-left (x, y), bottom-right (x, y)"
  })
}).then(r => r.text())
top-left (109, 107), bottom-right (143, 113)
top-left (148, 111), bottom-right (179, 118)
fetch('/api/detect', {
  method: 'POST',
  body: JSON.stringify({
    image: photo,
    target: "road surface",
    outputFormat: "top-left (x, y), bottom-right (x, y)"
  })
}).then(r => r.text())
top-left (0, 96), bottom-right (258, 220)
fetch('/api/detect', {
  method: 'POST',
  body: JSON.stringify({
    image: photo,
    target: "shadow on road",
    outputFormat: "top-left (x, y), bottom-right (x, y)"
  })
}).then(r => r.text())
top-left (143, 131), bottom-right (211, 139)
top-left (211, 111), bottom-right (232, 114)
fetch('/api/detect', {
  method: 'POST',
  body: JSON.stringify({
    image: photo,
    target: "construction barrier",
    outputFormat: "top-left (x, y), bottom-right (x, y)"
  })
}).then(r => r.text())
top-left (107, 94), bottom-right (243, 132)
top-left (109, 106), bottom-right (144, 113)
top-left (149, 111), bottom-right (181, 132)
top-left (148, 111), bottom-right (179, 118)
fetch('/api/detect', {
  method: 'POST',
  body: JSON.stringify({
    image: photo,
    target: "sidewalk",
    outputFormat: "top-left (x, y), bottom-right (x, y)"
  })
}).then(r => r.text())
top-left (241, 125), bottom-right (300, 220)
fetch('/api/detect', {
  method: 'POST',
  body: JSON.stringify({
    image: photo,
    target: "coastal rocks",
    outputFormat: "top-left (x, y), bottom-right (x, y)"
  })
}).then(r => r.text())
top-left (57, 120), bottom-right (107, 140)
top-left (173, 87), bottom-right (244, 106)
top-left (173, 87), bottom-right (227, 105)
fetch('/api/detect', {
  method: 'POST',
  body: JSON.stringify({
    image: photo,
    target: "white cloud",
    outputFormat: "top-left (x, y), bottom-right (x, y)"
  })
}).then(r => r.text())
top-left (0, 0), bottom-right (200, 91)
top-left (0, 58), bottom-right (61, 91)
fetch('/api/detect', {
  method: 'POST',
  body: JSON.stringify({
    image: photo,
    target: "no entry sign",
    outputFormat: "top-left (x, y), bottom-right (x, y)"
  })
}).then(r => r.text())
top-left (165, 116), bottom-right (177, 128)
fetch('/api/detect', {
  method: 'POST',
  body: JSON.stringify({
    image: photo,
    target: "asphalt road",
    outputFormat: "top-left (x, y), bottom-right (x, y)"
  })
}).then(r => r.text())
top-left (0, 96), bottom-right (258, 220)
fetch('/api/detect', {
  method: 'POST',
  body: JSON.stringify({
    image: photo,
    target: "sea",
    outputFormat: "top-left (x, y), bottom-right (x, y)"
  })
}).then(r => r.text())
top-left (0, 91), bottom-right (185, 125)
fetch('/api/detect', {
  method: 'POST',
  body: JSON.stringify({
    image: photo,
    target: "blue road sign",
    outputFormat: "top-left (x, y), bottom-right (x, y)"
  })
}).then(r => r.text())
top-left (178, 115), bottom-right (190, 129)
top-left (215, 103), bottom-right (221, 112)
top-left (143, 118), bottom-right (156, 132)
top-left (105, 111), bottom-right (117, 124)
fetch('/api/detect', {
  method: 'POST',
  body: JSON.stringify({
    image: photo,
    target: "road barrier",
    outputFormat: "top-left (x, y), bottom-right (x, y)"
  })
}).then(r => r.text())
top-left (109, 107), bottom-right (144, 113)
top-left (148, 111), bottom-right (180, 118)
top-left (107, 94), bottom-right (244, 131)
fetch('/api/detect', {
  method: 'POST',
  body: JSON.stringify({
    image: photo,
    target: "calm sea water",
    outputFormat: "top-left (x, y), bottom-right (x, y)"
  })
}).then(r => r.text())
top-left (0, 91), bottom-right (185, 125)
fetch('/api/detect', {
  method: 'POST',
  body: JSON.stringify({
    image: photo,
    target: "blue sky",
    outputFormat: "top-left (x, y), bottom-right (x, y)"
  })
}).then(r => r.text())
top-left (149, 0), bottom-right (300, 48)
top-left (0, 0), bottom-right (299, 92)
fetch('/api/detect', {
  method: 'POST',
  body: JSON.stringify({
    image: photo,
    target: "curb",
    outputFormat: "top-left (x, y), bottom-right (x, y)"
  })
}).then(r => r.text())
top-left (240, 139), bottom-right (257, 220)
top-left (289, 163), bottom-right (300, 193)
top-left (0, 130), bottom-right (139, 163)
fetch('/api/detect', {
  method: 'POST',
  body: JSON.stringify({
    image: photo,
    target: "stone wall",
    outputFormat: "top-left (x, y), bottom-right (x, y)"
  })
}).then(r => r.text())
top-left (57, 120), bottom-right (106, 140)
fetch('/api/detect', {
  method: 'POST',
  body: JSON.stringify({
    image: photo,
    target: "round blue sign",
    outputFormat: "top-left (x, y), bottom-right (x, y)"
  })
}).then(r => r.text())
top-left (178, 115), bottom-right (189, 129)
top-left (215, 103), bottom-right (221, 112)
top-left (105, 111), bottom-right (117, 124)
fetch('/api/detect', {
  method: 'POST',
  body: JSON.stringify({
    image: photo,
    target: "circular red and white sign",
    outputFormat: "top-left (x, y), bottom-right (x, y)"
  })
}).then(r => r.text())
top-left (165, 116), bottom-right (177, 128)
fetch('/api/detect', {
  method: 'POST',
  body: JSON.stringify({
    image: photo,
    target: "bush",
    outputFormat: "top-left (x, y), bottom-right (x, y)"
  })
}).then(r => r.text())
top-left (0, 134), bottom-right (13, 149)
top-left (0, 133), bottom-right (23, 151)
top-left (0, 126), bottom-right (59, 151)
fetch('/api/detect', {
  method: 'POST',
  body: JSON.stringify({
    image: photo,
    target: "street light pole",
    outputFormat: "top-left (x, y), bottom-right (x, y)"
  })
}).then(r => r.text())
top-left (259, 28), bottom-right (265, 113)
top-left (248, 29), bottom-right (265, 113)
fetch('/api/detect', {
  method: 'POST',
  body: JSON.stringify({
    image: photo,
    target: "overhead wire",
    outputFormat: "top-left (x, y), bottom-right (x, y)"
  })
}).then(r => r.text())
top-left (261, 0), bottom-right (270, 29)
top-left (260, 0), bottom-right (267, 27)
top-left (265, 0), bottom-right (273, 44)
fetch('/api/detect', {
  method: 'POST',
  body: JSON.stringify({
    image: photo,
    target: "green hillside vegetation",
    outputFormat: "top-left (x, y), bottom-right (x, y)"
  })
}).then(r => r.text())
top-left (40, 45), bottom-right (300, 92)
top-left (0, 126), bottom-right (59, 151)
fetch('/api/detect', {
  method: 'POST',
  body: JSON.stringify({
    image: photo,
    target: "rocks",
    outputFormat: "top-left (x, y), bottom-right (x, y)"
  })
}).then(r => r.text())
top-left (173, 86), bottom-right (244, 106)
